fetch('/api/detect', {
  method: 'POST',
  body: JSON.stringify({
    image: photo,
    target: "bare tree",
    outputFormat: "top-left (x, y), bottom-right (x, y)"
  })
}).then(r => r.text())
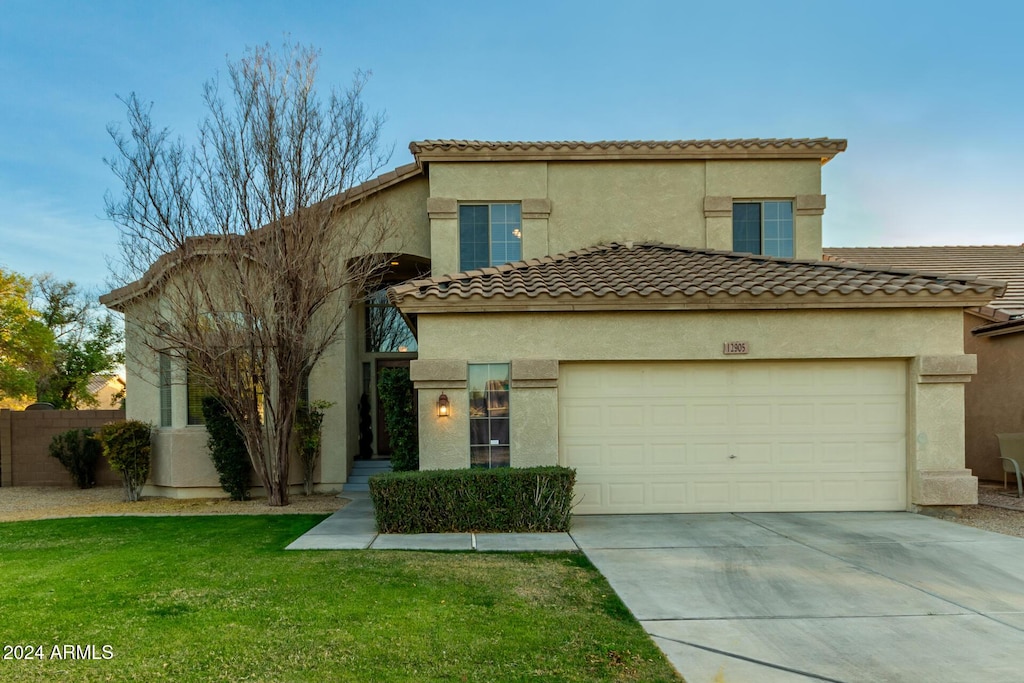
top-left (104, 44), bottom-right (397, 505)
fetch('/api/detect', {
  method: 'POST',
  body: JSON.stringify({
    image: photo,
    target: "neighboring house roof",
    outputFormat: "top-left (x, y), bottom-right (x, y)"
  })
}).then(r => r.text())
top-left (390, 242), bottom-right (1004, 313)
top-left (824, 246), bottom-right (1024, 336)
top-left (409, 138), bottom-right (847, 164)
top-left (87, 374), bottom-right (125, 397)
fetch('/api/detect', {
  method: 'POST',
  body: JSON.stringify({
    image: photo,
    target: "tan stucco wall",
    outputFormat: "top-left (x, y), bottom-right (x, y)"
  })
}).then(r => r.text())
top-left (416, 308), bottom-right (964, 362)
top-left (546, 162), bottom-right (707, 256)
top-left (412, 307), bottom-right (973, 507)
top-left (964, 314), bottom-right (1024, 482)
top-left (342, 175), bottom-right (431, 259)
top-left (427, 158), bottom-right (826, 275)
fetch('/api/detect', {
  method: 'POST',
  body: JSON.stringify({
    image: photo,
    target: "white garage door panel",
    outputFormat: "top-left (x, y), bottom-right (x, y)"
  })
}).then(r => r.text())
top-left (559, 361), bottom-right (907, 514)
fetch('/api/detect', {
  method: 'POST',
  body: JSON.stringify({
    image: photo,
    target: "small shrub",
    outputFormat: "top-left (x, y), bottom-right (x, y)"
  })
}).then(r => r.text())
top-left (370, 466), bottom-right (576, 533)
top-left (377, 368), bottom-right (418, 471)
top-left (48, 428), bottom-right (102, 489)
top-left (99, 420), bottom-right (152, 502)
top-left (202, 396), bottom-right (251, 501)
top-left (295, 400), bottom-right (334, 496)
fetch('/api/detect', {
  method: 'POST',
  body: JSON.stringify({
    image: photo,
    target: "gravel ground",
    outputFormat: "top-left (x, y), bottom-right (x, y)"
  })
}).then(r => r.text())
top-left (2, 484), bottom-right (1024, 538)
top-left (0, 486), bottom-right (348, 522)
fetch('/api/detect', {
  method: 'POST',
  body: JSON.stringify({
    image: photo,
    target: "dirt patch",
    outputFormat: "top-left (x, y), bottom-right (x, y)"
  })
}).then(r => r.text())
top-left (0, 486), bottom-right (348, 522)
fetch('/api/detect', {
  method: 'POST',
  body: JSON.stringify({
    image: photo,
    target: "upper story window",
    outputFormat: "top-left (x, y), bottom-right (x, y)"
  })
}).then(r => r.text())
top-left (733, 201), bottom-right (794, 258)
top-left (459, 203), bottom-right (522, 271)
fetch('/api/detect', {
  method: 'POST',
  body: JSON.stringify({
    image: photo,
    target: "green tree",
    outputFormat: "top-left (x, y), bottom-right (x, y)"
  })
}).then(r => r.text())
top-left (34, 276), bottom-right (124, 408)
top-left (0, 269), bottom-right (123, 408)
top-left (0, 268), bottom-right (54, 401)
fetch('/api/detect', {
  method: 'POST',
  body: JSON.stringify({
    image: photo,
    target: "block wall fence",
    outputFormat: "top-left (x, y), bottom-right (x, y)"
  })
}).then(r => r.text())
top-left (0, 409), bottom-right (125, 487)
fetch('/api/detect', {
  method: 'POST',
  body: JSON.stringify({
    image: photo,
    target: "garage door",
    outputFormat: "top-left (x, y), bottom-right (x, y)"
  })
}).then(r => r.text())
top-left (559, 361), bottom-right (907, 514)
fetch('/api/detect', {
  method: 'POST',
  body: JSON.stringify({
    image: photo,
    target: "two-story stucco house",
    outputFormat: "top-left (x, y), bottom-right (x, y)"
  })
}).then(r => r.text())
top-left (102, 137), bottom-right (1005, 513)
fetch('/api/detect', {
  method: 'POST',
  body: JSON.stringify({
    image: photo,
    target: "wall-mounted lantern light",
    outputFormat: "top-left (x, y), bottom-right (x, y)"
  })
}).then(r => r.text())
top-left (437, 392), bottom-right (450, 418)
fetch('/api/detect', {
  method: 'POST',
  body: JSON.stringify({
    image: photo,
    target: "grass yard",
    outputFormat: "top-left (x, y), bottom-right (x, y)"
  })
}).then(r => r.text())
top-left (0, 515), bottom-right (681, 682)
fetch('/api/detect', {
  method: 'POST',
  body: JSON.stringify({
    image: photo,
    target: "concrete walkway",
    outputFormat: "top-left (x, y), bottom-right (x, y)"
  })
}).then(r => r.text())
top-left (288, 501), bottom-right (1024, 681)
top-left (573, 512), bottom-right (1024, 683)
top-left (285, 492), bottom-right (578, 552)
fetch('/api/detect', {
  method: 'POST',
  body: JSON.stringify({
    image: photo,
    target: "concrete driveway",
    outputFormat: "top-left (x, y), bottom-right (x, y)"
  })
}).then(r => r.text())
top-left (572, 512), bottom-right (1024, 683)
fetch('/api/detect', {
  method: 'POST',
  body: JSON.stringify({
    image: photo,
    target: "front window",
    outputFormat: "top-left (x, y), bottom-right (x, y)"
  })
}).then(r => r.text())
top-left (459, 203), bottom-right (522, 271)
top-left (468, 363), bottom-right (510, 468)
top-left (365, 289), bottom-right (417, 353)
top-left (186, 363), bottom-right (212, 426)
top-left (733, 201), bottom-right (794, 258)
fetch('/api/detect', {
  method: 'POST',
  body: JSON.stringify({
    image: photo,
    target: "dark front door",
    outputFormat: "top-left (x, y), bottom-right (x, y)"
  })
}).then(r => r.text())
top-left (375, 358), bottom-right (411, 456)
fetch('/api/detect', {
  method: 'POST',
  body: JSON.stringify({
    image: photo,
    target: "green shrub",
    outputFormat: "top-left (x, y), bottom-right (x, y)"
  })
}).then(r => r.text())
top-left (295, 400), bottom-right (334, 496)
top-left (370, 466), bottom-right (576, 533)
top-left (377, 367), bottom-right (417, 471)
top-left (201, 396), bottom-right (251, 501)
top-left (48, 428), bottom-right (102, 489)
top-left (99, 420), bottom-right (152, 502)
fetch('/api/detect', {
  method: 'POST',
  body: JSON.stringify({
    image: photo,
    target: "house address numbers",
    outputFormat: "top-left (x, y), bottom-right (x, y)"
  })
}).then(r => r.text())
top-left (722, 341), bottom-right (750, 355)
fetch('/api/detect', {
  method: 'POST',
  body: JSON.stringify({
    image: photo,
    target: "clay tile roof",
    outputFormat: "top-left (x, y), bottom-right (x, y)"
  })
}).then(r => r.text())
top-left (824, 246), bottom-right (1024, 320)
top-left (390, 243), bottom-right (1004, 313)
top-left (409, 138), bottom-right (847, 164)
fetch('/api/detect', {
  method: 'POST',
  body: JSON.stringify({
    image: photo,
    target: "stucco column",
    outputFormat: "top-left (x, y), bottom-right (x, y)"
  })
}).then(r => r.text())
top-left (510, 359), bottom-right (559, 467)
top-left (909, 355), bottom-right (978, 507)
top-left (411, 359), bottom-right (468, 470)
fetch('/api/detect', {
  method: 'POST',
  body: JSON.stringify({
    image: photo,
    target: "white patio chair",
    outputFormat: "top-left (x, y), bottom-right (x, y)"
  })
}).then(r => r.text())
top-left (997, 433), bottom-right (1024, 498)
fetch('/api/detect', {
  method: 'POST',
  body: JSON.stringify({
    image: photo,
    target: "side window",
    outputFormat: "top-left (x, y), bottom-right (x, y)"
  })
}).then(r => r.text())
top-left (186, 362), bottom-right (212, 426)
top-left (459, 203), bottom-right (522, 271)
top-left (159, 353), bottom-right (172, 427)
top-left (468, 363), bottom-right (510, 468)
top-left (733, 200), bottom-right (794, 258)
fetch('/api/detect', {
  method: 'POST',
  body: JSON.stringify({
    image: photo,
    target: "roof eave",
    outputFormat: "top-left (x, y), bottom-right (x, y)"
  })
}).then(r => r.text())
top-left (101, 162), bottom-right (424, 309)
top-left (410, 138), bottom-right (847, 166)
top-left (394, 291), bottom-right (999, 315)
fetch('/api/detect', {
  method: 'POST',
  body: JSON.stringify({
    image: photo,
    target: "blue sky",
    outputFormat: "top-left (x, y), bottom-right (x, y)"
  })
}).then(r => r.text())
top-left (1, 0), bottom-right (1021, 292)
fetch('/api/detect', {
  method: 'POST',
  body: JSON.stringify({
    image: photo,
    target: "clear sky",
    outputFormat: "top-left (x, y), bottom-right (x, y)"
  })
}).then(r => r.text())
top-left (1, 0), bottom-right (1021, 293)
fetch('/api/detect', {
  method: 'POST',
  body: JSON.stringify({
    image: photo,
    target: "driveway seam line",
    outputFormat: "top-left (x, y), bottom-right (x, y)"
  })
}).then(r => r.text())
top-left (641, 612), bottom-right (968, 621)
top-left (733, 513), bottom-right (1024, 635)
top-left (647, 631), bottom-right (847, 683)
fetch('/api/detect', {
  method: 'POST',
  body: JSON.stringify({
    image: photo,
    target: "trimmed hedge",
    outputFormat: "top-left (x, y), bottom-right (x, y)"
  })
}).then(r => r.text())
top-left (369, 466), bottom-right (575, 533)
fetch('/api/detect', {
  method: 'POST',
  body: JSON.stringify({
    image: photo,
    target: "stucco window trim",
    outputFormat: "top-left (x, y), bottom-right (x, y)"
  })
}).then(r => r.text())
top-left (795, 194), bottom-right (826, 216)
top-left (426, 197), bottom-right (457, 220)
top-left (913, 354), bottom-right (977, 384)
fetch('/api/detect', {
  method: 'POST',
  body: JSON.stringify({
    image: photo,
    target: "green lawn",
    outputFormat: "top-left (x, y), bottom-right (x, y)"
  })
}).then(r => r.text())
top-left (0, 516), bottom-right (681, 682)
